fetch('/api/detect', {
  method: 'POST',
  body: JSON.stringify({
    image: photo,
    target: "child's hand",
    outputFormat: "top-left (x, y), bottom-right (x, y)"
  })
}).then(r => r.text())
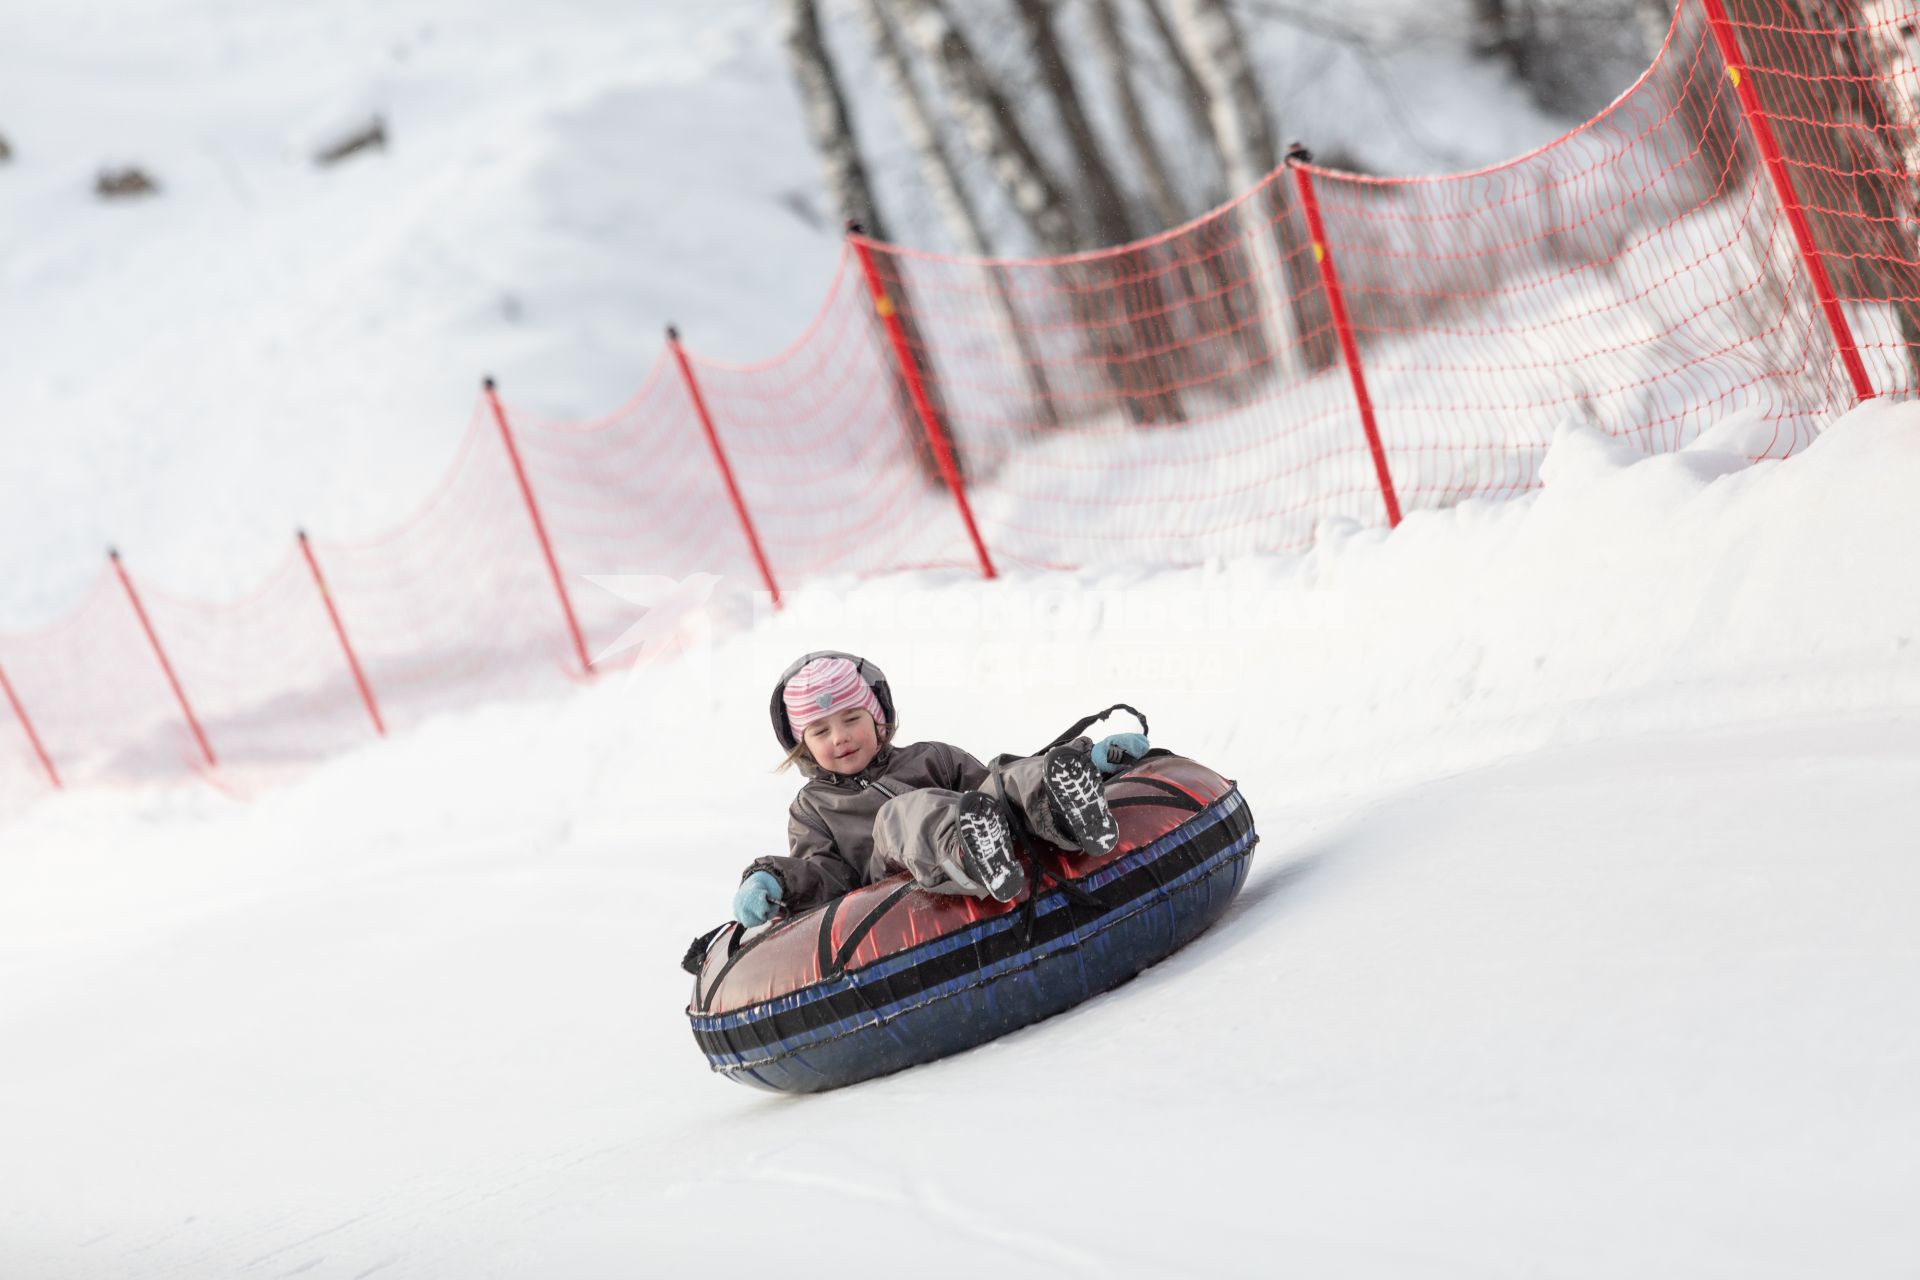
top-left (733, 871), bottom-right (785, 927)
top-left (1090, 733), bottom-right (1149, 774)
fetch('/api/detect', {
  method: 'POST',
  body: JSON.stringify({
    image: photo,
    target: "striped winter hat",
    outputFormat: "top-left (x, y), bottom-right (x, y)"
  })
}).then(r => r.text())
top-left (781, 656), bottom-right (885, 739)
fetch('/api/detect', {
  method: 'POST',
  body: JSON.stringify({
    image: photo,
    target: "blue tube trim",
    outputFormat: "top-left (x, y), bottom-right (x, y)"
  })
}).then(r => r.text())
top-left (698, 815), bottom-right (1255, 1070)
top-left (692, 787), bottom-right (1245, 1037)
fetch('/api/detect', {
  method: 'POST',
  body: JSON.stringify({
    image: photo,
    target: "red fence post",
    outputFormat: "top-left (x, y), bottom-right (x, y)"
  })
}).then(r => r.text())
top-left (1700, 0), bottom-right (1874, 404)
top-left (297, 530), bottom-right (386, 737)
top-left (666, 326), bottom-right (784, 610)
top-left (1288, 148), bottom-right (1403, 528)
top-left (0, 661), bottom-right (61, 789)
top-left (482, 377), bottom-right (594, 674)
top-left (109, 549), bottom-right (217, 769)
top-left (847, 231), bottom-right (998, 580)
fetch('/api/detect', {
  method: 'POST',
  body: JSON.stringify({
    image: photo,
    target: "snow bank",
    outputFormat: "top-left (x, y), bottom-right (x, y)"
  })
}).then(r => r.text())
top-left (1, 399), bottom-right (1917, 1276)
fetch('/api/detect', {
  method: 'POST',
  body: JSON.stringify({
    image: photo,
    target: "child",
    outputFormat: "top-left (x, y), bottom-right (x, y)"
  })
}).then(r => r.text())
top-left (731, 651), bottom-right (1149, 928)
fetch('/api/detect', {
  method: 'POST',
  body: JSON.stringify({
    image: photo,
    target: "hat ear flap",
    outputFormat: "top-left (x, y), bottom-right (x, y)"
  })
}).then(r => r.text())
top-left (770, 675), bottom-right (799, 750)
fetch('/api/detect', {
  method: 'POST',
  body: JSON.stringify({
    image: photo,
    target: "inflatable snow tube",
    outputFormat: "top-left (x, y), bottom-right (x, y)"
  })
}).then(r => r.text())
top-left (686, 754), bottom-right (1257, 1093)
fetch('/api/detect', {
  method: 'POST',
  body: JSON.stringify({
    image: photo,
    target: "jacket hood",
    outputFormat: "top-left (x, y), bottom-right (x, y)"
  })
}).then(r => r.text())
top-left (770, 650), bottom-right (896, 753)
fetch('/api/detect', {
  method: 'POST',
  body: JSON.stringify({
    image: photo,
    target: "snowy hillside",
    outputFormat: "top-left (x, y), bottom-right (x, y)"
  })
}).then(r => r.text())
top-left (6, 0), bottom-right (1919, 1275)
top-left (0, 0), bottom-right (833, 625)
top-left (2, 405), bottom-right (1917, 1276)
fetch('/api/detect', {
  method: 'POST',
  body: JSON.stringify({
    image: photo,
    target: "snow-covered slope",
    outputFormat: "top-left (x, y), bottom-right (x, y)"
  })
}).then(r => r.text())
top-left (2, 405), bottom-right (1916, 1277)
top-left (0, 0), bottom-right (835, 625)
top-left (7, 2), bottom-right (1915, 1273)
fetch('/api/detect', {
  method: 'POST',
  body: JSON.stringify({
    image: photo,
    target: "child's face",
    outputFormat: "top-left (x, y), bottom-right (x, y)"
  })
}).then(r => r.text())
top-left (802, 708), bottom-right (881, 775)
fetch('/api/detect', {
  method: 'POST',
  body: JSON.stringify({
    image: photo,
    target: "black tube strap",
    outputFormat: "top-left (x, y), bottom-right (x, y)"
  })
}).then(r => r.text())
top-left (814, 894), bottom-right (845, 980)
top-left (1040, 703), bottom-right (1149, 754)
top-left (681, 923), bottom-right (730, 976)
top-left (1120, 776), bottom-right (1207, 809)
top-left (829, 882), bottom-right (917, 977)
top-left (697, 923), bottom-right (753, 1013)
top-left (1109, 793), bottom-right (1203, 814)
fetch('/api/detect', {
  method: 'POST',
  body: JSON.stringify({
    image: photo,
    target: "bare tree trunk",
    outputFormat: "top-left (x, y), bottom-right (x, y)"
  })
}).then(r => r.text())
top-left (861, 0), bottom-right (986, 257)
top-left (1086, 0), bottom-right (1186, 231)
top-left (785, 0), bottom-right (960, 480)
top-left (896, 0), bottom-right (1076, 254)
top-left (1013, 0), bottom-right (1137, 246)
top-left (1471, 0), bottom-right (1536, 81)
top-left (1012, 0), bottom-right (1186, 423)
top-left (1138, 0), bottom-right (1225, 197)
top-left (1135, 0), bottom-right (1274, 389)
top-left (860, 0), bottom-right (1059, 424)
top-left (898, 0), bottom-right (1177, 424)
top-left (1165, 0), bottom-right (1337, 375)
top-left (1167, 0), bottom-right (1280, 208)
top-left (786, 0), bottom-right (887, 238)
top-left (1088, 0), bottom-right (1262, 393)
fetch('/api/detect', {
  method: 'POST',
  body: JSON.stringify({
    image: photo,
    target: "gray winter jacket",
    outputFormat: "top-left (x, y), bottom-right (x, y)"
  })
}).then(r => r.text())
top-left (743, 740), bottom-right (989, 911)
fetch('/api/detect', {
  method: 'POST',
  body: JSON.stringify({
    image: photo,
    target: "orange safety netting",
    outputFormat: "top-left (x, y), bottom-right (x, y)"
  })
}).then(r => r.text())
top-left (3, 0), bottom-right (1917, 809)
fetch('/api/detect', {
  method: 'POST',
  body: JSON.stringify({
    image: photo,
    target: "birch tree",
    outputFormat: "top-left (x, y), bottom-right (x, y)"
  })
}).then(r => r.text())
top-left (895, 0), bottom-right (1184, 424)
top-left (1138, 0), bottom-right (1229, 203)
top-left (785, 0), bottom-right (960, 480)
top-left (860, 0), bottom-right (988, 258)
top-left (1013, 0), bottom-right (1138, 246)
top-left (1087, 0), bottom-right (1266, 390)
top-left (786, 0), bottom-right (887, 238)
top-left (1012, 0), bottom-right (1185, 422)
top-left (1166, 0), bottom-right (1337, 374)
top-left (895, 0), bottom-right (1075, 255)
top-left (1086, 0), bottom-right (1187, 233)
top-left (860, 0), bottom-right (1059, 423)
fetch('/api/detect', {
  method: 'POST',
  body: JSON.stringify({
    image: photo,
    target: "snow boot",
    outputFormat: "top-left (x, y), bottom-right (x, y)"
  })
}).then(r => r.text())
top-left (1044, 745), bottom-right (1119, 857)
top-left (955, 790), bottom-right (1027, 903)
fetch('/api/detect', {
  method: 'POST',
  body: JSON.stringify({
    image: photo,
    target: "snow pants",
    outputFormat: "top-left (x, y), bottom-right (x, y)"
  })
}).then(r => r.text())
top-left (872, 752), bottom-right (1076, 895)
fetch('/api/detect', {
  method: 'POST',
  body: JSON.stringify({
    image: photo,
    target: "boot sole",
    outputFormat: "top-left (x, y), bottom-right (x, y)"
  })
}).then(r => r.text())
top-left (1045, 748), bottom-right (1119, 856)
top-left (956, 792), bottom-right (1027, 903)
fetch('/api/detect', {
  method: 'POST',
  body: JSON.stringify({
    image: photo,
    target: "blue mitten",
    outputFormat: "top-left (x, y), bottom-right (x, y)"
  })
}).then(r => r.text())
top-left (1090, 732), bottom-right (1150, 774)
top-left (732, 870), bottom-right (784, 927)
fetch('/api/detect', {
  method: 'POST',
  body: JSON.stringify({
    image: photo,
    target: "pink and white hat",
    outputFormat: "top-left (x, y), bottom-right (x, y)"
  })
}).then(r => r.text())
top-left (781, 656), bottom-right (885, 740)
